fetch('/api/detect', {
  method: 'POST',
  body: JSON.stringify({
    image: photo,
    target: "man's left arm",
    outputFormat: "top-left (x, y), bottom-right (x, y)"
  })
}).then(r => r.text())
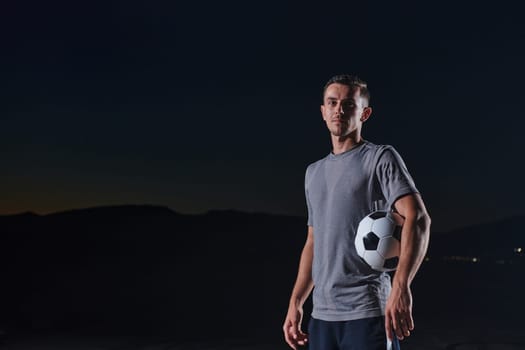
top-left (385, 193), bottom-right (431, 341)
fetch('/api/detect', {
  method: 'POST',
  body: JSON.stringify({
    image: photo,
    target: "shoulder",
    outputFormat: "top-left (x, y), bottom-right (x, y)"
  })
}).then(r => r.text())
top-left (306, 155), bottom-right (329, 174)
top-left (371, 144), bottom-right (413, 177)
top-left (377, 145), bottom-right (405, 163)
top-left (356, 140), bottom-right (393, 163)
top-left (362, 141), bottom-right (403, 162)
top-left (359, 142), bottom-right (410, 172)
top-left (305, 155), bottom-right (331, 184)
top-left (362, 141), bottom-right (393, 155)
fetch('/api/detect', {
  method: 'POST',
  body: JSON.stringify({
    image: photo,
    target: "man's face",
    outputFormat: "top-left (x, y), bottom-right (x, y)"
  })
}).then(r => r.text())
top-left (320, 83), bottom-right (371, 138)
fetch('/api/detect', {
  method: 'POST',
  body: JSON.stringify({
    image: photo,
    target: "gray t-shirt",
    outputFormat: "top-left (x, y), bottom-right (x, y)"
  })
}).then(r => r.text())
top-left (305, 140), bottom-right (419, 321)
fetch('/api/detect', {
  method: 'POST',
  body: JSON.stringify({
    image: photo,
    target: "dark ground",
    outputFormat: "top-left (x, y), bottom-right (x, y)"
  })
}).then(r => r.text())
top-left (0, 207), bottom-right (524, 349)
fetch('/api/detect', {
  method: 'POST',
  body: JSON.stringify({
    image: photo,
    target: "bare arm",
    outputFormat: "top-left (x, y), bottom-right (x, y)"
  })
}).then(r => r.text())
top-left (385, 193), bottom-right (431, 341)
top-left (283, 226), bottom-right (314, 349)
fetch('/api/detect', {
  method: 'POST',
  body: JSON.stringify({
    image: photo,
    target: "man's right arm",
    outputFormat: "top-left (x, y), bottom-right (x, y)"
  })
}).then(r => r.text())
top-left (283, 226), bottom-right (314, 350)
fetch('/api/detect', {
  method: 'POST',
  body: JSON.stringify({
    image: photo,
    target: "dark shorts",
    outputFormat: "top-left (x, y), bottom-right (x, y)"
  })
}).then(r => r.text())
top-left (307, 316), bottom-right (401, 350)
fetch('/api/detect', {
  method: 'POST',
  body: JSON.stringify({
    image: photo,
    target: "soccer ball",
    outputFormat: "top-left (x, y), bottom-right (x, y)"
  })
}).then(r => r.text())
top-left (355, 211), bottom-right (404, 272)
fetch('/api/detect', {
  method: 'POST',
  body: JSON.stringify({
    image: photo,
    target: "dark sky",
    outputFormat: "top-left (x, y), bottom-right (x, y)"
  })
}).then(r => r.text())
top-left (1, 1), bottom-right (524, 232)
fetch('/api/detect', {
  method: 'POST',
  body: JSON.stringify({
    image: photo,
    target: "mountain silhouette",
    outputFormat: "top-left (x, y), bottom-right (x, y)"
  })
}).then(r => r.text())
top-left (0, 205), bottom-right (307, 341)
top-left (0, 206), bottom-right (523, 342)
top-left (428, 215), bottom-right (525, 260)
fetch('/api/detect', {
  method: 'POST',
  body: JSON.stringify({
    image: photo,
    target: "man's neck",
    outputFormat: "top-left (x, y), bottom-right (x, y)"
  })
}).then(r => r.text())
top-left (331, 134), bottom-right (363, 155)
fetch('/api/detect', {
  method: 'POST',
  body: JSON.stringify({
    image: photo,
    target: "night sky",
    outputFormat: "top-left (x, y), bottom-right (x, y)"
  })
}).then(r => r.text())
top-left (2, 1), bottom-right (524, 232)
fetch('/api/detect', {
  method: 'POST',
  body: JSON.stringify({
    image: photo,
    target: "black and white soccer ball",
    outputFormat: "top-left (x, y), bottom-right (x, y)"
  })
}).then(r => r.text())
top-left (355, 211), bottom-right (404, 272)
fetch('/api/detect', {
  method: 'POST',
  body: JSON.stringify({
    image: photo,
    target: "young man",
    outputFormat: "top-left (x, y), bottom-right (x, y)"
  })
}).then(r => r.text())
top-left (283, 75), bottom-right (431, 350)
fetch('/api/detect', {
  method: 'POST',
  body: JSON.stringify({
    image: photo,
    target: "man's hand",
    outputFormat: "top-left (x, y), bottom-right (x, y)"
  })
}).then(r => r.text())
top-left (385, 283), bottom-right (414, 341)
top-left (283, 305), bottom-right (308, 349)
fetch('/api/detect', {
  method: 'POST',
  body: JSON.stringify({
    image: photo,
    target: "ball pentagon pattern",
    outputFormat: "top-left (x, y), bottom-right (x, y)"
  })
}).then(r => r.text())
top-left (354, 210), bottom-right (404, 272)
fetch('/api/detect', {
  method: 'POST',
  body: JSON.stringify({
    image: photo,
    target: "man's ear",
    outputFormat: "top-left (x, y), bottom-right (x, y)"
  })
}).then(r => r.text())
top-left (320, 105), bottom-right (326, 120)
top-left (360, 106), bottom-right (372, 122)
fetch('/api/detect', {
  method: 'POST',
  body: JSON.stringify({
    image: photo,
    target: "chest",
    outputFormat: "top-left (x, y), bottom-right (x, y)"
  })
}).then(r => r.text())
top-left (307, 160), bottom-right (373, 208)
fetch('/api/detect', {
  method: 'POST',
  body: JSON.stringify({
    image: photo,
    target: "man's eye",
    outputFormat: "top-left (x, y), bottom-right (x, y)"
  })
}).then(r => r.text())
top-left (328, 101), bottom-right (337, 106)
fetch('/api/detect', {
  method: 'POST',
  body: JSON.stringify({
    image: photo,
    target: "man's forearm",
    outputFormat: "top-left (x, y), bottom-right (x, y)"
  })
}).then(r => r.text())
top-left (394, 208), bottom-right (430, 287)
top-left (289, 228), bottom-right (314, 308)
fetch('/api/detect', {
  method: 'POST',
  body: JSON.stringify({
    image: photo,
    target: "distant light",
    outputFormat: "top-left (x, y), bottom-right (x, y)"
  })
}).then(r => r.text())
top-left (515, 247), bottom-right (523, 253)
top-left (442, 256), bottom-right (482, 263)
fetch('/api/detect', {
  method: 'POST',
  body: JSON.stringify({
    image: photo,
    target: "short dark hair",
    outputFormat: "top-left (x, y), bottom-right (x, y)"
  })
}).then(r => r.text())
top-left (322, 74), bottom-right (370, 105)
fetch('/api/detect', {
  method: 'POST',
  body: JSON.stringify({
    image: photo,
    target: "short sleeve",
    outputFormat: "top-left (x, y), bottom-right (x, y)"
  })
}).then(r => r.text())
top-left (375, 146), bottom-right (419, 210)
top-left (305, 167), bottom-right (314, 227)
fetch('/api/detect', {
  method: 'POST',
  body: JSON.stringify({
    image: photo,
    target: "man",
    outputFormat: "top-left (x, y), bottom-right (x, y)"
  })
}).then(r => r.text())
top-left (283, 75), bottom-right (431, 350)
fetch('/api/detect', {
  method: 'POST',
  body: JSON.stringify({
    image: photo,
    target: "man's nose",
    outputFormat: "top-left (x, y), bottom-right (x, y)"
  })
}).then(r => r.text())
top-left (338, 103), bottom-right (345, 114)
